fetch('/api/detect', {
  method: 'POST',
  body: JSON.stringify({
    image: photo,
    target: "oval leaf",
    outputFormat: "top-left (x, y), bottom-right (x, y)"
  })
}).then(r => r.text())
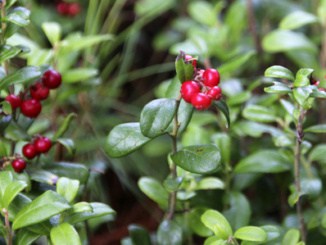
top-left (138, 177), bottom-right (168, 208)
top-left (264, 82), bottom-right (292, 94)
top-left (42, 22), bottom-right (61, 46)
top-left (201, 209), bottom-right (233, 239)
top-left (171, 144), bottom-right (221, 174)
top-left (56, 177), bottom-right (80, 203)
top-left (157, 220), bottom-right (182, 245)
top-left (264, 65), bottom-right (294, 81)
top-left (128, 225), bottom-right (151, 245)
top-left (242, 105), bottom-right (277, 123)
top-left (281, 229), bottom-right (300, 245)
top-left (50, 223), bottom-right (81, 245)
top-left (280, 11), bottom-right (318, 30)
top-left (234, 226), bottom-right (267, 242)
top-left (305, 124), bottom-right (326, 133)
top-left (106, 123), bottom-right (152, 158)
top-left (140, 98), bottom-right (177, 138)
top-left (294, 68), bottom-right (313, 87)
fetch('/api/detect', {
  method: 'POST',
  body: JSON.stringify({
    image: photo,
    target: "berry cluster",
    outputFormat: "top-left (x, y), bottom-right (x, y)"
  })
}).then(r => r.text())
top-left (23, 136), bottom-right (52, 160)
top-left (56, 1), bottom-right (81, 17)
top-left (5, 69), bottom-right (62, 118)
top-left (180, 56), bottom-right (222, 110)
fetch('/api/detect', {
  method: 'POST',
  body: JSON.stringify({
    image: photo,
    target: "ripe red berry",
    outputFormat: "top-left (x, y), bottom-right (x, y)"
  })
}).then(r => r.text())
top-left (185, 54), bottom-right (197, 67)
top-left (68, 2), bottom-right (81, 16)
top-left (203, 68), bottom-right (220, 87)
top-left (34, 136), bottom-right (52, 153)
top-left (56, 2), bottom-right (70, 15)
top-left (11, 159), bottom-right (27, 173)
top-left (20, 99), bottom-right (42, 118)
top-left (5, 94), bottom-right (21, 109)
top-left (42, 69), bottom-right (62, 89)
top-left (191, 93), bottom-right (212, 110)
top-left (206, 86), bottom-right (222, 100)
top-left (181, 81), bottom-right (200, 103)
top-left (22, 143), bottom-right (38, 159)
top-left (30, 82), bottom-right (50, 101)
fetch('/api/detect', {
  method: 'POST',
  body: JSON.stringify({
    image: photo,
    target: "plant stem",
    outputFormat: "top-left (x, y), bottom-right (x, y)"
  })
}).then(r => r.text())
top-left (165, 97), bottom-right (181, 220)
top-left (294, 108), bottom-right (306, 242)
top-left (3, 208), bottom-right (12, 245)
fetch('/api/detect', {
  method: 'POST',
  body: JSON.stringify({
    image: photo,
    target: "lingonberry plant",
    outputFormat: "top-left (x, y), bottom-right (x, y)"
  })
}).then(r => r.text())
top-left (0, 1), bottom-right (114, 245)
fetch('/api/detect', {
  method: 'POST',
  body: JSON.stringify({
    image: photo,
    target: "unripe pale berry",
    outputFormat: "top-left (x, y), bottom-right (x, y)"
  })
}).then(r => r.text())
top-left (20, 99), bottom-right (42, 118)
top-left (203, 68), bottom-right (220, 87)
top-left (191, 93), bottom-right (212, 110)
top-left (181, 81), bottom-right (200, 103)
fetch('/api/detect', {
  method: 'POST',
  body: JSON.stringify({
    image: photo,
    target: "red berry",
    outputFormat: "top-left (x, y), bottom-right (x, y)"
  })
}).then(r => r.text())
top-left (30, 82), bottom-right (50, 101)
top-left (5, 94), bottom-right (21, 109)
top-left (191, 93), bottom-right (212, 110)
top-left (206, 86), bottom-right (222, 100)
top-left (22, 143), bottom-right (38, 159)
top-left (56, 2), bottom-right (70, 15)
top-left (203, 68), bottom-right (220, 87)
top-left (42, 69), bottom-right (62, 89)
top-left (11, 159), bottom-right (27, 173)
top-left (20, 99), bottom-right (42, 118)
top-left (68, 3), bottom-right (81, 16)
top-left (34, 136), bottom-right (52, 153)
top-left (185, 54), bottom-right (197, 67)
top-left (181, 81), bottom-right (200, 103)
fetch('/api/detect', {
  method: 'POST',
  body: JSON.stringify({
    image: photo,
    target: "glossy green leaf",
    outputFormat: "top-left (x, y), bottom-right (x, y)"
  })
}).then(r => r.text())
top-left (281, 229), bottom-right (300, 245)
top-left (213, 133), bottom-right (231, 165)
top-left (53, 113), bottom-right (77, 140)
top-left (171, 144), bottom-right (221, 174)
top-left (280, 11), bottom-right (317, 30)
top-left (138, 177), bottom-right (168, 208)
top-left (242, 105), bottom-right (277, 123)
top-left (234, 226), bottom-right (267, 242)
top-left (309, 144), bottom-right (326, 164)
top-left (56, 177), bottom-right (80, 203)
top-left (12, 191), bottom-right (70, 230)
top-left (264, 82), bottom-right (292, 94)
top-left (262, 30), bottom-right (316, 53)
top-left (218, 51), bottom-right (255, 76)
top-left (66, 202), bottom-right (115, 224)
top-left (188, 1), bottom-right (216, 26)
top-left (235, 150), bottom-right (291, 173)
top-left (42, 22), bottom-right (61, 46)
top-left (8, 193), bottom-right (31, 221)
top-left (305, 124), bottom-right (326, 133)
top-left (196, 177), bottom-right (224, 190)
top-left (171, 99), bottom-right (194, 135)
top-left (50, 223), bottom-right (81, 245)
top-left (213, 100), bottom-right (230, 128)
top-left (294, 68), bottom-right (313, 87)
top-left (301, 177), bottom-right (322, 197)
top-left (189, 208), bottom-right (213, 237)
top-left (293, 87), bottom-right (313, 106)
top-left (223, 192), bottom-right (251, 230)
top-left (280, 99), bottom-right (295, 116)
top-left (106, 122), bottom-right (152, 157)
top-left (14, 230), bottom-right (40, 245)
top-left (264, 65), bottom-right (294, 81)
top-left (201, 209), bottom-right (233, 239)
top-left (140, 98), bottom-right (177, 138)
top-left (7, 7), bottom-right (30, 27)
top-left (204, 237), bottom-right (227, 245)
top-left (0, 45), bottom-right (23, 64)
top-left (128, 224), bottom-right (151, 245)
top-left (30, 170), bottom-right (58, 185)
top-left (261, 225), bottom-right (281, 243)
top-left (2, 180), bottom-right (27, 209)
top-left (157, 220), bottom-right (182, 245)
top-left (62, 68), bottom-right (98, 83)
top-left (56, 138), bottom-right (76, 156)
top-left (46, 162), bottom-right (89, 184)
top-left (175, 52), bottom-right (194, 83)
top-left (0, 66), bottom-right (41, 90)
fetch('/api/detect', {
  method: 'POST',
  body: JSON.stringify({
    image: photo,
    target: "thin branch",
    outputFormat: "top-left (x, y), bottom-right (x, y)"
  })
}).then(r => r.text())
top-left (3, 208), bottom-right (12, 245)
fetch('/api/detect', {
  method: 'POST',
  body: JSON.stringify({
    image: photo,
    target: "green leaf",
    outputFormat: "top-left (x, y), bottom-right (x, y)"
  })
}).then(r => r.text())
top-left (56, 138), bottom-right (76, 156)
top-left (235, 150), bottom-right (291, 173)
top-left (294, 68), bottom-right (313, 87)
top-left (7, 7), bottom-right (30, 27)
top-left (264, 65), bottom-right (294, 81)
top-left (280, 11), bottom-right (318, 30)
top-left (30, 170), bottom-right (58, 185)
top-left (262, 30), bottom-right (316, 53)
top-left (0, 66), bottom-right (41, 90)
top-left (242, 105), bottom-right (277, 123)
top-left (223, 192), bottom-right (251, 230)
top-left (204, 237), bottom-right (227, 245)
top-left (293, 87), bottom-right (313, 106)
top-left (128, 225), bottom-right (151, 245)
top-left (53, 113), bottom-right (77, 140)
top-left (14, 230), bottom-right (40, 245)
top-left (62, 68), bottom-right (98, 83)
top-left (2, 180), bottom-right (27, 209)
top-left (213, 100), bottom-right (230, 128)
top-left (106, 122), bottom-right (152, 158)
top-left (171, 144), bottom-right (221, 174)
top-left (138, 177), bottom-right (169, 208)
top-left (188, 1), bottom-right (216, 26)
top-left (234, 226), bottom-right (267, 242)
top-left (0, 45), bottom-right (23, 64)
top-left (309, 144), bottom-right (326, 164)
top-left (56, 177), bottom-right (80, 203)
top-left (189, 208), bottom-right (213, 237)
top-left (42, 22), bottom-right (61, 46)
top-left (157, 220), bottom-right (182, 245)
top-left (218, 51), bottom-right (255, 76)
top-left (66, 202), bottom-right (115, 224)
top-left (213, 133), bottom-right (231, 165)
top-left (175, 52), bottom-right (194, 83)
top-left (12, 190), bottom-right (70, 230)
top-left (281, 229), bottom-right (300, 245)
top-left (50, 223), bottom-right (81, 245)
top-left (196, 177), bottom-right (224, 190)
top-left (305, 124), bottom-right (326, 133)
top-left (46, 162), bottom-right (89, 184)
top-left (264, 82), bottom-right (292, 94)
top-left (140, 98), bottom-right (177, 138)
top-left (0, 171), bottom-right (13, 198)
top-left (201, 209), bottom-right (233, 239)
top-left (261, 225), bottom-right (281, 243)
